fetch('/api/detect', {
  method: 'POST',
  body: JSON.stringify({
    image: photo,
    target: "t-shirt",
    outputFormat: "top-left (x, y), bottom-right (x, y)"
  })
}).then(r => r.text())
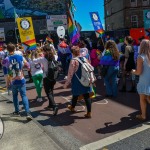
top-left (29, 59), bottom-right (43, 76)
top-left (8, 54), bottom-right (25, 85)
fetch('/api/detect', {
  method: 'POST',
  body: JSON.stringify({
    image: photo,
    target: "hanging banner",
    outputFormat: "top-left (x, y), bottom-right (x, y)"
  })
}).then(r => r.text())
top-left (17, 17), bottom-right (36, 50)
top-left (89, 12), bottom-right (104, 37)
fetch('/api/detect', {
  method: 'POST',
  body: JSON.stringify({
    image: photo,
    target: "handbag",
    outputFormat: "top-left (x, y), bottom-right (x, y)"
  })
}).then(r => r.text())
top-left (100, 65), bottom-right (109, 77)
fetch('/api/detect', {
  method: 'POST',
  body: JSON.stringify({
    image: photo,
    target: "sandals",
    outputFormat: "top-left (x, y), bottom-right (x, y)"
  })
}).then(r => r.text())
top-left (136, 115), bottom-right (146, 121)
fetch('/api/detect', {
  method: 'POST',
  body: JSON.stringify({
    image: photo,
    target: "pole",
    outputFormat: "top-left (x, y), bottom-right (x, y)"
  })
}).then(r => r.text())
top-left (15, 27), bottom-right (19, 44)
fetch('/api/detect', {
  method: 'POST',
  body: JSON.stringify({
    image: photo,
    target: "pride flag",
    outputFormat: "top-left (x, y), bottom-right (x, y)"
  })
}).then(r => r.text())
top-left (68, 8), bottom-right (80, 44)
top-left (46, 36), bottom-right (53, 43)
top-left (24, 39), bottom-right (37, 50)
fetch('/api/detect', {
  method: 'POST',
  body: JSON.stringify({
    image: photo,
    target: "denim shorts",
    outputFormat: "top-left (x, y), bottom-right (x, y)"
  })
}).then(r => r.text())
top-left (2, 66), bottom-right (8, 75)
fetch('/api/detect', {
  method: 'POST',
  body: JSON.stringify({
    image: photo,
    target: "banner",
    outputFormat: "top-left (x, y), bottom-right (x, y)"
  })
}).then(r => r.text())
top-left (89, 12), bottom-right (104, 37)
top-left (0, 28), bottom-right (5, 42)
top-left (144, 10), bottom-right (150, 29)
top-left (46, 15), bottom-right (67, 31)
top-left (17, 17), bottom-right (36, 50)
top-left (130, 28), bottom-right (145, 43)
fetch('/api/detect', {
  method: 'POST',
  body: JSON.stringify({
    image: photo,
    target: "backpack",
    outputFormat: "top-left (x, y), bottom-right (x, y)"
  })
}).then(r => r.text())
top-left (47, 59), bottom-right (59, 81)
top-left (73, 57), bottom-right (96, 87)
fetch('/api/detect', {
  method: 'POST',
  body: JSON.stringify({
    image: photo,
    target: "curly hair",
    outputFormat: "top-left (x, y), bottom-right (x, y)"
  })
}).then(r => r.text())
top-left (105, 40), bottom-right (119, 60)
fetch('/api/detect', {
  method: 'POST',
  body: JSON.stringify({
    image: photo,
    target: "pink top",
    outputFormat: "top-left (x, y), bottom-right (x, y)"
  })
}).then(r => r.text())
top-left (90, 49), bottom-right (100, 67)
top-left (65, 58), bottom-right (79, 87)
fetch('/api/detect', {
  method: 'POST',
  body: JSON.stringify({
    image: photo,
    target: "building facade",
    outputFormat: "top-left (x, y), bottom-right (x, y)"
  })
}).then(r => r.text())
top-left (0, 0), bottom-right (70, 43)
top-left (104, 0), bottom-right (150, 37)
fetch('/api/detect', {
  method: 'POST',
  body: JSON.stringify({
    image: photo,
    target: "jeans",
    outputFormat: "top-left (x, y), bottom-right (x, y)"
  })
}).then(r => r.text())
top-left (104, 66), bottom-right (119, 97)
top-left (12, 84), bottom-right (30, 113)
top-left (43, 77), bottom-right (56, 108)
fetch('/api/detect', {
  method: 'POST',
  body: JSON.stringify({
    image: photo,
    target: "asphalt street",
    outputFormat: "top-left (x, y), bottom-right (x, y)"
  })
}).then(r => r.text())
top-left (0, 69), bottom-right (150, 150)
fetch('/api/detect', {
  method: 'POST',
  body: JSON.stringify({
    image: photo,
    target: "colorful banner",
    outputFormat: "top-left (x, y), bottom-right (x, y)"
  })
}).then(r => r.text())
top-left (89, 12), bottom-right (104, 37)
top-left (144, 10), bottom-right (150, 29)
top-left (17, 17), bottom-right (36, 50)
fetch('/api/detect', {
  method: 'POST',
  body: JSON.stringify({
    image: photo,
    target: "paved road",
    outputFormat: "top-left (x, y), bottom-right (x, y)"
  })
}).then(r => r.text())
top-left (0, 69), bottom-right (150, 150)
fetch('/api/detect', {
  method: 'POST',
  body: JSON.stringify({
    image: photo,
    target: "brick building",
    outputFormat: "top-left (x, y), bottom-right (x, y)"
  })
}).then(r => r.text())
top-left (104, 0), bottom-right (150, 37)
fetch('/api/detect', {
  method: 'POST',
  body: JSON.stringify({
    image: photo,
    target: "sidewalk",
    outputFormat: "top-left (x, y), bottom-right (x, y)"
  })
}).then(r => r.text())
top-left (0, 95), bottom-right (62, 150)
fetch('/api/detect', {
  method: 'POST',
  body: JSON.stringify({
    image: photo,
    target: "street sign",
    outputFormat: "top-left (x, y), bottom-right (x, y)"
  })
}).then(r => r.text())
top-left (46, 15), bottom-right (67, 31)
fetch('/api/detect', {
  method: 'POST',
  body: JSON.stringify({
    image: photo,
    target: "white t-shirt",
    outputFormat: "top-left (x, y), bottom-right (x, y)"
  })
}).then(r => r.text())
top-left (29, 59), bottom-right (43, 76)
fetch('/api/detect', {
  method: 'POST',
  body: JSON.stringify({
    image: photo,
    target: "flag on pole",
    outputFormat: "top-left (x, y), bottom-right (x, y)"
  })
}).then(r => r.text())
top-left (68, 8), bottom-right (80, 44)
top-left (14, 9), bottom-right (19, 22)
top-left (89, 12), bottom-right (104, 38)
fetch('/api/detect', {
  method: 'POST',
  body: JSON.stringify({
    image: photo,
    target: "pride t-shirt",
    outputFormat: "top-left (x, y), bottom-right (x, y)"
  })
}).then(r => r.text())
top-left (8, 54), bottom-right (25, 85)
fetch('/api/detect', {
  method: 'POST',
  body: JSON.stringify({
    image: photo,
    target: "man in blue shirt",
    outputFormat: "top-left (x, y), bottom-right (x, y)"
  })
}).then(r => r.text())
top-left (6, 44), bottom-right (32, 121)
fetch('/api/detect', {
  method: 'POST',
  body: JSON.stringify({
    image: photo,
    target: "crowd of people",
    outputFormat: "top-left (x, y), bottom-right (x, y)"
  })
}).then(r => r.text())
top-left (0, 35), bottom-right (150, 121)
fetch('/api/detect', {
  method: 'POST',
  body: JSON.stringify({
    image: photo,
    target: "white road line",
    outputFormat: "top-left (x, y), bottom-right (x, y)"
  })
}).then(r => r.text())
top-left (94, 99), bottom-right (108, 105)
top-left (80, 122), bottom-right (150, 150)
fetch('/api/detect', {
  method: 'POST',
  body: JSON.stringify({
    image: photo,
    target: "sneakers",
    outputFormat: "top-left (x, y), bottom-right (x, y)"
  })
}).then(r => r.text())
top-left (53, 107), bottom-right (58, 116)
top-left (64, 76), bottom-right (67, 80)
top-left (26, 113), bottom-right (33, 121)
top-left (12, 111), bottom-right (20, 116)
top-left (37, 97), bottom-right (43, 102)
top-left (97, 76), bottom-right (102, 80)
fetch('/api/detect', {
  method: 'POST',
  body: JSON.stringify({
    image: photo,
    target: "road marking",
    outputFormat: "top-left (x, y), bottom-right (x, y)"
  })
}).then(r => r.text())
top-left (80, 121), bottom-right (150, 150)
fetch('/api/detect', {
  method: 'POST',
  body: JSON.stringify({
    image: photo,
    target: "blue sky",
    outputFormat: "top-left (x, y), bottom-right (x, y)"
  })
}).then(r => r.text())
top-left (73, 0), bottom-right (104, 31)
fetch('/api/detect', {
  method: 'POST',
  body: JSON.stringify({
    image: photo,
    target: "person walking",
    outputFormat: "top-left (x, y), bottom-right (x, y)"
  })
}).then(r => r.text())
top-left (100, 40), bottom-right (120, 97)
top-left (29, 50), bottom-right (43, 102)
top-left (120, 36), bottom-right (136, 92)
top-left (33, 45), bottom-right (59, 115)
top-left (63, 46), bottom-right (92, 118)
top-left (6, 43), bottom-right (32, 120)
top-left (132, 39), bottom-right (150, 120)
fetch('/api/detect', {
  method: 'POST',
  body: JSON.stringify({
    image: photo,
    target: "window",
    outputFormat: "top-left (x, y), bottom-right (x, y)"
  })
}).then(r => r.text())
top-left (131, 15), bottom-right (138, 28)
top-left (130, 0), bottom-right (137, 7)
top-left (143, 0), bottom-right (149, 6)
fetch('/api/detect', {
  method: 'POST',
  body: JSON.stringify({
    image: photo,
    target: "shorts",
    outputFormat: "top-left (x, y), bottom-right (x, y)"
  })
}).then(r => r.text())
top-left (3, 66), bottom-right (8, 75)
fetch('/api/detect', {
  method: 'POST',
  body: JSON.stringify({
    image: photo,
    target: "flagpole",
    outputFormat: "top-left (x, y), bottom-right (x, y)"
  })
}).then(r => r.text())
top-left (14, 8), bottom-right (19, 44)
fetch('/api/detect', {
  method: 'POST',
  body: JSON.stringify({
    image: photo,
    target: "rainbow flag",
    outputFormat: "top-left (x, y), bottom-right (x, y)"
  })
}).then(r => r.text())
top-left (46, 36), bottom-right (53, 43)
top-left (68, 8), bottom-right (80, 44)
top-left (24, 39), bottom-right (37, 50)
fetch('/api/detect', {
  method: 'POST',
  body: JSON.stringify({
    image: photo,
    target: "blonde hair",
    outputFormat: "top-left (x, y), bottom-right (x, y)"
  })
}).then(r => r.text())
top-left (105, 40), bottom-right (119, 60)
top-left (139, 39), bottom-right (150, 64)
